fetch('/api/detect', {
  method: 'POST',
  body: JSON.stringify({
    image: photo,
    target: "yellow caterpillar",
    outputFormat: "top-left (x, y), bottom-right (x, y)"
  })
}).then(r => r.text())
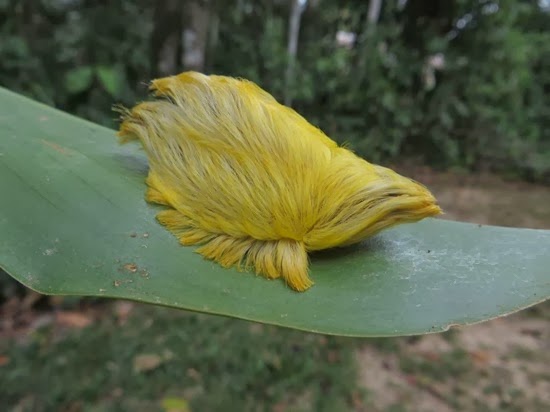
top-left (117, 71), bottom-right (441, 291)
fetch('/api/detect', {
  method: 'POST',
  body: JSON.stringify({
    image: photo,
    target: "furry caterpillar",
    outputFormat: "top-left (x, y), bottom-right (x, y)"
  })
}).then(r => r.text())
top-left (117, 71), bottom-right (441, 291)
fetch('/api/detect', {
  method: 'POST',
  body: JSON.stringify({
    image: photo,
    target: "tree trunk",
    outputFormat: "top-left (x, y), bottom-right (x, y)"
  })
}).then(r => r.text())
top-left (367, 0), bottom-right (382, 26)
top-left (183, 1), bottom-right (210, 72)
top-left (205, 7), bottom-right (219, 72)
top-left (150, 0), bottom-right (184, 77)
top-left (284, 0), bottom-right (305, 107)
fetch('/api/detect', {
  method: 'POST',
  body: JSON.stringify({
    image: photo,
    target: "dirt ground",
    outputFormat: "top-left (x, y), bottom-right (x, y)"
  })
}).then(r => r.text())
top-left (355, 169), bottom-right (550, 412)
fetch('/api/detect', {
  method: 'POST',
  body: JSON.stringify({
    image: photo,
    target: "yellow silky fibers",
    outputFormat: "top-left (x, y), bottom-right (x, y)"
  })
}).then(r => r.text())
top-left (117, 71), bottom-right (441, 292)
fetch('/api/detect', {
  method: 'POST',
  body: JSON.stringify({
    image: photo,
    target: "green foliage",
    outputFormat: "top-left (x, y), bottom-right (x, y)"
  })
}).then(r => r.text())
top-left (0, 305), bottom-right (364, 411)
top-left (0, 0), bottom-right (153, 126)
top-left (0, 0), bottom-right (548, 180)
top-left (64, 66), bottom-right (94, 94)
top-left (297, 0), bottom-right (549, 180)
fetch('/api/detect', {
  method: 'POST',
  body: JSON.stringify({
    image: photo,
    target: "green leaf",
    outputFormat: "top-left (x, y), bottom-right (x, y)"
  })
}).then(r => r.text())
top-left (95, 65), bottom-right (125, 98)
top-left (161, 397), bottom-right (190, 412)
top-left (64, 66), bottom-right (94, 95)
top-left (1, 87), bottom-right (549, 337)
top-left (1, 36), bottom-right (29, 58)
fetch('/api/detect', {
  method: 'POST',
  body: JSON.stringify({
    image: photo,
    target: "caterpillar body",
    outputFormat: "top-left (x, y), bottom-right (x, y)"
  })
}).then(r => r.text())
top-left (118, 72), bottom-right (441, 291)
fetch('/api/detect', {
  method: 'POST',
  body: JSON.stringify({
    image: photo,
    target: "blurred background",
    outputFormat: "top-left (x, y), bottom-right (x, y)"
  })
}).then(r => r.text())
top-left (0, 0), bottom-right (549, 411)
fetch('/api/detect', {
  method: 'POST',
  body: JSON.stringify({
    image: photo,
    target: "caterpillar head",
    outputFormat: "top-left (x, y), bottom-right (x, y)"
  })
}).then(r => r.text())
top-left (344, 165), bottom-right (442, 246)
top-left (304, 159), bottom-right (442, 251)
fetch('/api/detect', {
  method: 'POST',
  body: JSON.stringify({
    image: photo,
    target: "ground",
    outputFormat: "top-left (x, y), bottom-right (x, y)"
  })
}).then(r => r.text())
top-left (1, 169), bottom-right (549, 412)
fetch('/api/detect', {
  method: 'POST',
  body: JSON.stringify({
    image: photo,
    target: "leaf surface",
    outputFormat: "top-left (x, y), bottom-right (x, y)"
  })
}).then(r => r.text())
top-left (1, 87), bottom-right (549, 336)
